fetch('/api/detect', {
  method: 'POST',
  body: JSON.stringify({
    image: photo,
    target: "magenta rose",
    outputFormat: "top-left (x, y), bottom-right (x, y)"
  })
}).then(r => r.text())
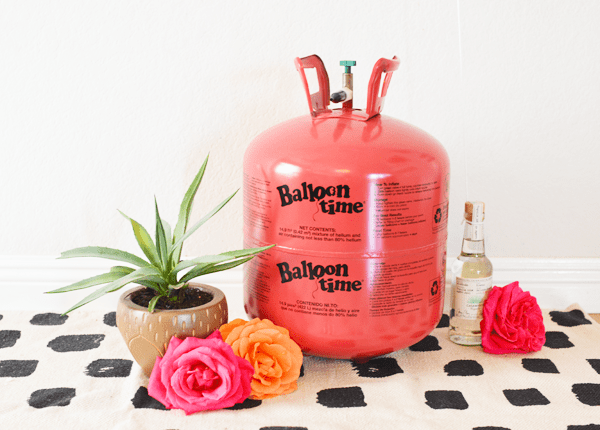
top-left (147, 331), bottom-right (254, 414)
top-left (480, 281), bottom-right (546, 354)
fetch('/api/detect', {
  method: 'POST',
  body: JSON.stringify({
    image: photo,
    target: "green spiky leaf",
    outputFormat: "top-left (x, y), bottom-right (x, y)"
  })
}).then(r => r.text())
top-left (58, 247), bottom-right (149, 268)
top-left (180, 255), bottom-right (254, 284)
top-left (110, 265), bottom-right (136, 273)
top-left (171, 154), bottom-right (209, 264)
top-left (162, 219), bottom-right (172, 248)
top-left (169, 190), bottom-right (238, 257)
top-left (154, 197), bottom-right (169, 272)
top-left (61, 266), bottom-right (161, 315)
top-left (119, 210), bottom-right (162, 270)
top-left (135, 275), bottom-right (170, 294)
top-left (147, 295), bottom-right (162, 313)
top-left (170, 245), bottom-right (274, 278)
top-left (136, 280), bottom-right (163, 293)
top-left (46, 266), bottom-right (135, 294)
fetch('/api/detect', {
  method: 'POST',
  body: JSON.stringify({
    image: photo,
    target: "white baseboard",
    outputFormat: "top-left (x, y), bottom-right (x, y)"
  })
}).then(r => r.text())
top-left (1, 256), bottom-right (599, 313)
top-left (472, 258), bottom-right (600, 313)
top-left (0, 255), bottom-right (246, 316)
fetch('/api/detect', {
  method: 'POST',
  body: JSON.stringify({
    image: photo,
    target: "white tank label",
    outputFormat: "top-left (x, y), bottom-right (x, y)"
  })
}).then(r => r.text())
top-left (453, 276), bottom-right (493, 320)
top-left (373, 181), bottom-right (448, 238)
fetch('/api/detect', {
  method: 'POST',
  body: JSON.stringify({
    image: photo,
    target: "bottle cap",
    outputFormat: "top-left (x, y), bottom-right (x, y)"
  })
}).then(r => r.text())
top-left (465, 201), bottom-right (485, 223)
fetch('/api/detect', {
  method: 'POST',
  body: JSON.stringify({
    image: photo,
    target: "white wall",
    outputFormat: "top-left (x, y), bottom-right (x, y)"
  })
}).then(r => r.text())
top-left (1, 0), bottom-right (599, 261)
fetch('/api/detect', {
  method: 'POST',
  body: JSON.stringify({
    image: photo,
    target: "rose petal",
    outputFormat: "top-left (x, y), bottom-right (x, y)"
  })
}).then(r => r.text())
top-left (249, 331), bottom-right (276, 344)
top-left (481, 281), bottom-right (545, 354)
top-left (228, 325), bottom-right (248, 346)
top-left (146, 331), bottom-right (253, 414)
top-left (261, 342), bottom-right (290, 367)
top-left (175, 345), bottom-right (218, 371)
top-left (207, 330), bottom-right (223, 341)
top-left (220, 318), bottom-right (303, 399)
top-left (148, 356), bottom-right (173, 408)
top-left (238, 337), bottom-right (251, 358)
top-left (167, 335), bottom-right (184, 351)
top-left (200, 363), bottom-right (231, 400)
top-left (219, 319), bottom-right (247, 342)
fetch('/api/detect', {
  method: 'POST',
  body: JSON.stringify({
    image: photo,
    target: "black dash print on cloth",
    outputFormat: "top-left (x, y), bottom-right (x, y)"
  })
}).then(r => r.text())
top-left (549, 309), bottom-right (592, 327)
top-left (132, 387), bottom-right (167, 410)
top-left (103, 312), bottom-right (117, 327)
top-left (544, 331), bottom-right (574, 349)
top-left (436, 314), bottom-right (450, 328)
top-left (317, 386), bottom-right (367, 408)
top-left (503, 388), bottom-right (550, 406)
top-left (473, 427), bottom-right (511, 430)
top-left (28, 388), bottom-right (76, 409)
top-left (409, 335), bottom-right (441, 352)
top-left (473, 426), bottom-right (510, 430)
top-left (587, 359), bottom-right (600, 375)
top-left (572, 384), bottom-right (600, 406)
top-left (472, 427), bottom-right (511, 430)
top-left (0, 360), bottom-right (38, 377)
top-left (227, 398), bottom-right (262, 410)
top-left (425, 390), bottom-right (468, 410)
top-left (0, 330), bottom-right (21, 348)
top-left (352, 357), bottom-right (403, 378)
top-left (300, 364), bottom-right (304, 377)
top-left (47, 334), bottom-right (105, 352)
top-left (260, 427), bottom-right (309, 430)
top-left (567, 425), bottom-right (600, 430)
top-left (85, 359), bottom-right (132, 378)
top-left (30, 313), bottom-right (68, 326)
top-left (522, 358), bottom-right (559, 374)
top-left (444, 360), bottom-right (484, 376)
top-left (0, 314), bottom-right (3, 321)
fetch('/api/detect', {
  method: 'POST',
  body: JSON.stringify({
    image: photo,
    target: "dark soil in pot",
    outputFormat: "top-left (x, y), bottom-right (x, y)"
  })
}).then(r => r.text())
top-left (130, 287), bottom-right (213, 310)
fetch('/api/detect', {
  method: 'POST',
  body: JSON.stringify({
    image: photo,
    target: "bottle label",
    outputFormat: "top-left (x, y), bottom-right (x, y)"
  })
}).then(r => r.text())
top-left (453, 276), bottom-right (493, 320)
top-left (464, 222), bottom-right (484, 241)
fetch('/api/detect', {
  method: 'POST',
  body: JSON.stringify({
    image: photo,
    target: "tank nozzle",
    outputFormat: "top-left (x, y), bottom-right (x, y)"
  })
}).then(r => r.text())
top-left (330, 60), bottom-right (356, 105)
top-left (330, 90), bottom-right (348, 103)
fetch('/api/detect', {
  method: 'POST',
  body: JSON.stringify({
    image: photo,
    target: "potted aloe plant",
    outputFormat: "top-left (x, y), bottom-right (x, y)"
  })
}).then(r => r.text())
top-left (47, 154), bottom-right (273, 375)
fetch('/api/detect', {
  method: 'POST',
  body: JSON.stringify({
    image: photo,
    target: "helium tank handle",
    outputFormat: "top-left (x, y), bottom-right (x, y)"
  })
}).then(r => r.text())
top-left (365, 56), bottom-right (400, 119)
top-left (294, 55), bottom-right (332, 117)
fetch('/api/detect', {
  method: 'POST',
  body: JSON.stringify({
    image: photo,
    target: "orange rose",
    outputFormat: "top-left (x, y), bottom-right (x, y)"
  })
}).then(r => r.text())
top-left (219, 318), bottom-right (303, 400)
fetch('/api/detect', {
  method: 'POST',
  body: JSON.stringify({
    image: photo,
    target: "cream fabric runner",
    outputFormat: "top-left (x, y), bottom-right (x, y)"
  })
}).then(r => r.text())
top-left (1, 304), bottom-right (599, 430)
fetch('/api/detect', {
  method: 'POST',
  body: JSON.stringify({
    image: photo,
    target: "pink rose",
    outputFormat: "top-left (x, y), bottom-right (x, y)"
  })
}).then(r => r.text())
top-left (480, 281), bottom-right (546, 354)
top-left (147, 331), bottom-right (254, 414)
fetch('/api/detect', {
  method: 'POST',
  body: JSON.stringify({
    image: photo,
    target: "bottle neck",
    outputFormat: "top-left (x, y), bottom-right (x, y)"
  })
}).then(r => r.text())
top-left (461, 220), bottom-right (486, 257)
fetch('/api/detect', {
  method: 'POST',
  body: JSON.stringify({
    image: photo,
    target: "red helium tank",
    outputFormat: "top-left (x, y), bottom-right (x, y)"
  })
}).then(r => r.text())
top-left (243, 55), bottom-right (450, 360)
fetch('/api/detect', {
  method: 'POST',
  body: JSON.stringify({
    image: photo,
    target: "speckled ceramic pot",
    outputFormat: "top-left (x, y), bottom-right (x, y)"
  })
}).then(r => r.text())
top-left (116, 283), bottom-right (228, 376)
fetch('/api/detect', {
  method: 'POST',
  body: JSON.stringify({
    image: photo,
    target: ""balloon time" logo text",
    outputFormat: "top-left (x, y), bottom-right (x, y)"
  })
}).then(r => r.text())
top-left (277, 260), bottom-right (362, 293)
top-left (276, 182), bottom-right (364, 214)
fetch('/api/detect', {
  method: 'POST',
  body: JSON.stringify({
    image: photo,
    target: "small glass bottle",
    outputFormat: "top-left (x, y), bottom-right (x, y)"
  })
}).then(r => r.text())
top-left (449, 201), bottom-right (493, 345)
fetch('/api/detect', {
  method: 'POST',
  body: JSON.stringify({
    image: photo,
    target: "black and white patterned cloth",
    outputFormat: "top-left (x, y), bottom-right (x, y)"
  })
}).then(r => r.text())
top-left (1, 304), bottom-right (599, 430)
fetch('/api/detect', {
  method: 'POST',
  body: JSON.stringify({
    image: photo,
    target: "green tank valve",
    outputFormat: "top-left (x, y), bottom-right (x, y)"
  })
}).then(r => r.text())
top-left (331, 61), bottom-right (356, 104)
top-left (340, 60), bottom-right (356, 73)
